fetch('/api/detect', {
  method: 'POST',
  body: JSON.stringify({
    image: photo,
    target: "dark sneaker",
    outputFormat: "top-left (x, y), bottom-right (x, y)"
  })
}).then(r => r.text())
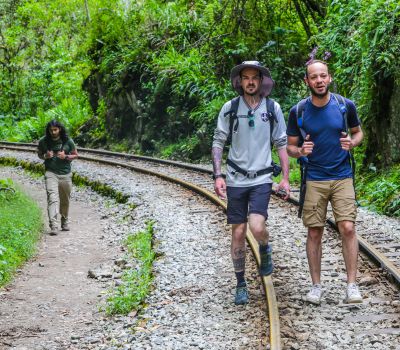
top-left (235, 284), bottom-right (249, 305)
top-left (259, 245), bottom-right (273, 276)
top-left (61, 218), bottom-right (70, 231)
top-left (61, 223), bottom-right (70, 231)
top-left (49, 227), bottom-right (58, 236)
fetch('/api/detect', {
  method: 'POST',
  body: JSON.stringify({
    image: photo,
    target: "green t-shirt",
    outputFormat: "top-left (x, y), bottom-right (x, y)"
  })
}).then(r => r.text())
top-left (38, 136), bottom-right (76, 175)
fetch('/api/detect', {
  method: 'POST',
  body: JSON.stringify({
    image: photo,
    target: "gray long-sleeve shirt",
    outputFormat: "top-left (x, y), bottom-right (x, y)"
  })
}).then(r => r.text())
top-left (212, 96), bottom-right (287, 187)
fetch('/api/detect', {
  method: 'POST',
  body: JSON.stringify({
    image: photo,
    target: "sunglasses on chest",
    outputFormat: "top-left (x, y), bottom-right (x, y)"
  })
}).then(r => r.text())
top-left (248, 110), bottom-right (255, 128)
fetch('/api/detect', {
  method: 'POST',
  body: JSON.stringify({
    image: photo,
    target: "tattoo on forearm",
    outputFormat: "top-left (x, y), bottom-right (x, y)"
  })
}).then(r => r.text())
top-left (232, 247), bottom-right (246, 272)
top-left (212, 147), bottom-right (223, 174)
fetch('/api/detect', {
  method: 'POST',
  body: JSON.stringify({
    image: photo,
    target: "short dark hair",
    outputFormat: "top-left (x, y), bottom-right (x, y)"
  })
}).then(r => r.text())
top-left (305, 60), bottom-right (329, 78)
top-left (45, 120), bottom-right (68, 143)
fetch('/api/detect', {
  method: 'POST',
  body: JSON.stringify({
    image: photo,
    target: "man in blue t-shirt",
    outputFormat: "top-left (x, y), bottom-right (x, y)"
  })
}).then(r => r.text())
top-left (287, 60), bottom-right (364, 305)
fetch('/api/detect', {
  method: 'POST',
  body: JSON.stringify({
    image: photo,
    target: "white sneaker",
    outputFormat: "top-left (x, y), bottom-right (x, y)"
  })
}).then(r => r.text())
top-left (345, 283), bottom-right (363, 303)
top-left (305, 284), bottom-right (323, 305)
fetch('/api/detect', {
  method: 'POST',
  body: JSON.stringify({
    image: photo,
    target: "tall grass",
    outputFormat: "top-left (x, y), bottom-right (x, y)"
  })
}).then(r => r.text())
top-left (0, 179), bottom-right (43, 286)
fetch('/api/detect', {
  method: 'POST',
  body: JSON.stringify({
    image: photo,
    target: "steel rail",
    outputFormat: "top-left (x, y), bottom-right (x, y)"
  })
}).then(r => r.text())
top-left (0, 141), bottom-right (213, 175)
top-left (2, 143), bottom-right (400, 281)
top-left (326, 219), bottom-right (400, 286)
top-left (0, 143), bottom-right (282, 349)
top-left (3, 142), bottom-right (400, 284)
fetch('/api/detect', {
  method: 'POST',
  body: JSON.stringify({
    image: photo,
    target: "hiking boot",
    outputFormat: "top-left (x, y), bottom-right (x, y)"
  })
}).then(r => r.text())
top-left (61, 218), bottom-right (70, 231)
top-left (61, 222), bottom-right (70, 231)
top-left (259, 245), bottom-right (273, 276)
top-left (234, 283), bottom-right (249, 305)
top-left (49, 226), bottom-right (58, 236)
top-left (344, 283), bottom-right (363, 304)
top-left (305, 284), bottom-right (323, 305)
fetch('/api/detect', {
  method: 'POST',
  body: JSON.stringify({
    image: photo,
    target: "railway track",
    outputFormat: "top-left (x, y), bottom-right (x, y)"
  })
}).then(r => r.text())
top-left (1, 141), bottom-right (399, 349)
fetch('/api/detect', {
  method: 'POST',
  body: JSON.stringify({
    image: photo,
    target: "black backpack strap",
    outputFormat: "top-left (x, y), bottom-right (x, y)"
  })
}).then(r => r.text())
top-left (332, 93), bottom-right (358, 203)
top-left (227, 158), bottom-right (274, 178)
top-left (224, 96), bottom-right (240, 146)
top-left (265, 97), bottom-right (277, 145)
top-left (295, 98), bottom-right (308, 142)
top-left (266, 97), bottom-right (282, 176)
top-left (332, 93), bottom-right (349, 133)
top-left (294, 97), bottom-right (309, 218)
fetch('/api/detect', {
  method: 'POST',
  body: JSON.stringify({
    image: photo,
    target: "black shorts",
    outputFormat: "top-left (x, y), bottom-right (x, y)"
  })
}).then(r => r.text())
top-left (226, 183), bottom-right (272, 224)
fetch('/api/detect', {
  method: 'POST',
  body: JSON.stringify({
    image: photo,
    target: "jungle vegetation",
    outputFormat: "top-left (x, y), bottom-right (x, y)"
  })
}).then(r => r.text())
top-left (0, 0), bottom-right (399, 216)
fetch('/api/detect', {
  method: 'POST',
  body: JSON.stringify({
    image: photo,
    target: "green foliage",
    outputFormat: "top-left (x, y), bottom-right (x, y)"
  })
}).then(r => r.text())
top-left (357, 165), bottom-right (400, 217)
top-left (0, 178), bottom-right (16, 200)
top-left (0, 0), bottom-right (93, 141)
top-left (105, 221), bottom-right (156, 315)
top-left (316, 0), bottom-right (400, 132)
top-left (0, 179), bottom-right (43, 286)
top-left (77, 0), bottom-right (312, 154)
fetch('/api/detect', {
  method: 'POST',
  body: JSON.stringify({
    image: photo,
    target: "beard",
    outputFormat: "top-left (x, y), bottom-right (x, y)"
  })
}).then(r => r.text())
top-left (309, 82), bottom-right (331, 98)
top-left (244, 84), bottom-right (259, 96)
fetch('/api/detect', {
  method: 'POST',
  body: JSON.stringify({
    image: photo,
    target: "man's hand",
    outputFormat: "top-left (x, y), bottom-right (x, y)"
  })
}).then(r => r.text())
top-left (57, 150), bottom-right (66, 159)
top-left (340, 132), bottom-right (353, 151)
top-left (44, 150), bottom-right (54, 159)
top-left (276, 178), bottom-right (290, 200)
top-left (300, 134), bottom-right (314, 156)
top-left (214, 177), bottom-right (227, 199)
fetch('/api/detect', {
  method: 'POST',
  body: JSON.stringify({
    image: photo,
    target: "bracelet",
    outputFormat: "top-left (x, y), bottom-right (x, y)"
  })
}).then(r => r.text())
top-left (212, 174), bottom-right (223, 180)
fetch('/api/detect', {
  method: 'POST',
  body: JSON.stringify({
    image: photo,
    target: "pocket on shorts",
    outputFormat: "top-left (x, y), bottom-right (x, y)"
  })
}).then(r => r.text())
top-left (333, 196), bottom-right (357, 222)
top-left (302, 202), bottom-right (321, 227)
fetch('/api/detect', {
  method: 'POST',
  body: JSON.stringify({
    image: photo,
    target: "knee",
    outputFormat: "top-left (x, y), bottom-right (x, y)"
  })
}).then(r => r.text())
top-left (250, 224), bottom-right (266, 237)
top-left (339, 221), bottom-right (355, 238)
top-left (307, 228), bottom-right (323, 242)
top-left (232, 224), bottom-right (247, 242)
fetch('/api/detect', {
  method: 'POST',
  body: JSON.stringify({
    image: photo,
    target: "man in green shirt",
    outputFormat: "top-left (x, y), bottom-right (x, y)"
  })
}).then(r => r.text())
top-left (37, 120), bottom-right (78, 235)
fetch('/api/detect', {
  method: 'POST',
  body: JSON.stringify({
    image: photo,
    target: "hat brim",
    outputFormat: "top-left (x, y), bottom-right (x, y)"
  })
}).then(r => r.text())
top-left (230, 63), bottom-right (275, 97)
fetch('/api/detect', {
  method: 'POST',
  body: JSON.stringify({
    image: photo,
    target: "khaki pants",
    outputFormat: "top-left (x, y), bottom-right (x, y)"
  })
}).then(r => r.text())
top-left (45, 171), bottom-right (72, 229)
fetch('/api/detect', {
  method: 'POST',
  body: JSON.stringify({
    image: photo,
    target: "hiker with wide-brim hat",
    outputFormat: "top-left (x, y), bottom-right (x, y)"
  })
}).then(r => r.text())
top-left (230, 60), bottom-right (275, 97)
top-left (211, 60), bottom-right (290, 305)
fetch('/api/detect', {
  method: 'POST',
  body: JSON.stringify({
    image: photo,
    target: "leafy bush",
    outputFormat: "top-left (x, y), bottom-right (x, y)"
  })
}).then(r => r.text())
top-left (356, 165), bottom-right (400, 217)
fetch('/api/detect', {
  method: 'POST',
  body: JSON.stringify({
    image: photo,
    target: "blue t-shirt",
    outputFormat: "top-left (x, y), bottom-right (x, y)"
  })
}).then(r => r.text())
top-left (287, 95), bottom-right (360, 180)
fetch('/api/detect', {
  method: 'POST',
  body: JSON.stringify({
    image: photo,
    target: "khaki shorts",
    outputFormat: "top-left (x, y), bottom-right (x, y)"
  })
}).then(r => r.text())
top-left (302, 178), bottom-right (357, 227)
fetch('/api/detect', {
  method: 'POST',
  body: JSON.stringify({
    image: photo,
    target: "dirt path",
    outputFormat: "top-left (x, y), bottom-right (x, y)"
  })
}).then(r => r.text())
top-left (0, 169), bottom-right (117, 349)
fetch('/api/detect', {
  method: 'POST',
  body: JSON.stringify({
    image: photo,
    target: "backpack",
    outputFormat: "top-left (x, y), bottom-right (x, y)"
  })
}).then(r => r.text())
top-left (223, 96), bottom-right (281, 178)
top-left (224, 96), bottom-right (277, 147)
top-left (295, 93), bottom-right (357, 217)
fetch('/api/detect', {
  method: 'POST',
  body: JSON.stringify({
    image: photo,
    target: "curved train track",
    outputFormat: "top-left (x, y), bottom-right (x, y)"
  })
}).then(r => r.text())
top-left (1, 141), bottom-right (399, 349)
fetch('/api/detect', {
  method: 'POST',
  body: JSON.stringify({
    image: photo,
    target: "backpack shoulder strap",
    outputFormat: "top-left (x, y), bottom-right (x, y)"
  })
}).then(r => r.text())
top-left (331, 93), bottom-right (349, 133)
top-left (266, 97), bottom-right (277, 143)
top-left (295, 98), bottom-right (308, 141)
top-left (224, 96), bottom-right (240, 146)
top-left (332, 93), bottom-right (357, 194)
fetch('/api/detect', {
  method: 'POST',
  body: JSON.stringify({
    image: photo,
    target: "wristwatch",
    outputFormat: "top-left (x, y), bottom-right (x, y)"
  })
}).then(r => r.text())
top-left (212, 174), bottom-right (223, 180)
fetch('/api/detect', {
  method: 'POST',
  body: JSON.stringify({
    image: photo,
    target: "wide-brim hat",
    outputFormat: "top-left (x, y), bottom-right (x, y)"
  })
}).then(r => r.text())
top-left (230, 61), bottom-right (275, 97)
